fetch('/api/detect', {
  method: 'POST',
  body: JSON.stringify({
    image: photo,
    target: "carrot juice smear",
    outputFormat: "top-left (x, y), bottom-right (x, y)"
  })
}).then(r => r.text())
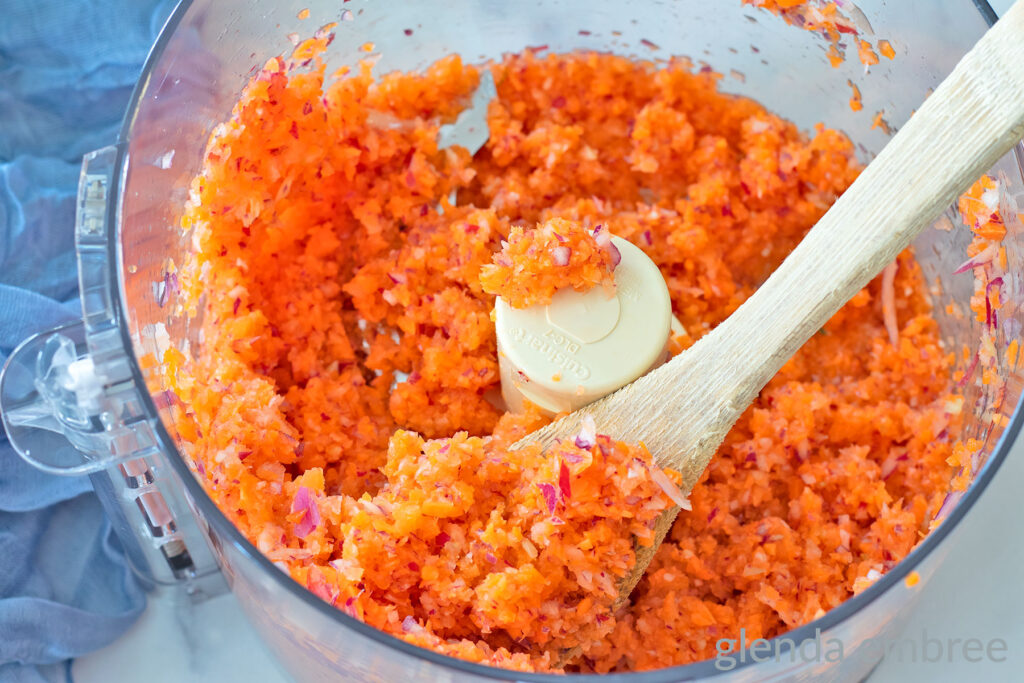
top-left (172, 46), bottom-right (959, 673)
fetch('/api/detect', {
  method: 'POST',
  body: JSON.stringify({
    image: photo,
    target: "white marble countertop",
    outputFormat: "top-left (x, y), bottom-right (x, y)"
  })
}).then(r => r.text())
top-left (73, 1), bottom-right (1022, 680)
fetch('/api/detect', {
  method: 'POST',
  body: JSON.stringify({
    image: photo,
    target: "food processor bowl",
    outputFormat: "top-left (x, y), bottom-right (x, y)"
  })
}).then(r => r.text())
top-left (2, 0), bottom-right (1020, 680)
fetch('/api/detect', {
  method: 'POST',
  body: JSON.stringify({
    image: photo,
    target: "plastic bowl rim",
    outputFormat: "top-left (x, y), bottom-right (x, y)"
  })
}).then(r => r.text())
top-left (113, 1), bottom-right (1013, 680)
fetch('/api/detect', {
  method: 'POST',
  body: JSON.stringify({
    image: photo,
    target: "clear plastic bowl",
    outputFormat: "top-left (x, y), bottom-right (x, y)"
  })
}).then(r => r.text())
top-left (2, 0), bottom-right (1021, 681)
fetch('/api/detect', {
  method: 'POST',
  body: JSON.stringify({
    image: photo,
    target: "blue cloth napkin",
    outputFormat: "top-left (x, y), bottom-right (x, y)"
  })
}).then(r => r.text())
top-left (1, 1), bottom-right (177, 680)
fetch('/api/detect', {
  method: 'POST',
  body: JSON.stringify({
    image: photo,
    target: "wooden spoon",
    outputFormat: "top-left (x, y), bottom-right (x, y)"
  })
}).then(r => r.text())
top-left (519, 0), bottom-right (1024, 660)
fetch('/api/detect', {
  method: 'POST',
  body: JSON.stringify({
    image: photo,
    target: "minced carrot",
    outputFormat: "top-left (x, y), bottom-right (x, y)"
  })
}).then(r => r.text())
top-left (171, 35), bottom-right (961, 674)
top-left (745, 2), bottom-right (900, 73)
top-left (848, 79), bottom-right (863, 112)
top-left (480, 218), bottom-right (617, 308)
top-left (742, 1), bottom-right (858, 38)
top-left (743, 0), bottom-right (863, 67)
top-left (871, 109), bottom-right (891, 134)
top-left (858, 39), bottom-right (880, 67)
top-left (945, 175), bottom-right (1016, 500)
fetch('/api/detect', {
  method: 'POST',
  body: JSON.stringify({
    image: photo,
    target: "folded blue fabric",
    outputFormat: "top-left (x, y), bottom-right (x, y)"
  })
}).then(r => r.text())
top-left (1, 0), bottom-right (177, 680)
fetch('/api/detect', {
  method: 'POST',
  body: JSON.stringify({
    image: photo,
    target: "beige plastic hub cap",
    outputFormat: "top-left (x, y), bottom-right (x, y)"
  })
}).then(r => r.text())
top-left (495, 236), bottom-right (673, 415)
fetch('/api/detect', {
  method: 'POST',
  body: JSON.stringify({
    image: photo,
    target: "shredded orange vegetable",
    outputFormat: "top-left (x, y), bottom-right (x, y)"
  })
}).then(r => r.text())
top-left (858, 39), bottom-right (880, 67)
top-left (170, 38), bottom-right (961, 673)
top-left (480, 217), bottom-right (617, 308)
top-left (871, 109), bottom-right (891, 135)
top-left (848, 79), bottom-right (863, 112)
top-left (744, 1), bottom-right (897, 71)
top-left (943, 175), bottom-right (1017, 496)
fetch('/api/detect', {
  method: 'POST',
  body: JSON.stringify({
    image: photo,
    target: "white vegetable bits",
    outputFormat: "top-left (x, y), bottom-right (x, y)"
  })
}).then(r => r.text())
top-left (495, 235), bottom-right (674, 415)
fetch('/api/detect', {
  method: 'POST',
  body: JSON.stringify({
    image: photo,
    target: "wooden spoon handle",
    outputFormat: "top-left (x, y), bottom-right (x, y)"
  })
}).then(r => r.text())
top-left (522, 1), bottom-right (1024, 494)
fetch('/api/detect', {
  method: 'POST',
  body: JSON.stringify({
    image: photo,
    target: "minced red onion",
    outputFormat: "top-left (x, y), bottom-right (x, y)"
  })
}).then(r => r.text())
top-left (291, 486), bottom-right (320, 538)
top-left (1006, 317), bottom-right (1022, 345)
top-left (538, 482), bottom-right (558, 513)
top-left (558, 461), bottom-right (572, 500)
top-left (591, 224), bottom-right (621, 266)
top-left (953, 244), bottom-right (998, 274)
top-left (880, 456), bottom-right (898, 480)
top-left (574, 414), bottom-right (597, 449)
top-left (981, 187), bottom-right (1000, 213)
top-left (934, 491), bottom-right (962, 520)
top-left (402, 615), bottom-right (425, 634)
top-left (985, 277), bottom-right (1004, 330)
top-left (158, 272), bottom-right (180, 309)
top-left (562, 451), bottom-right (586, 464)
top-left (957, 351), bottom-right (981, 387)
top-left (608, 242), bottom-right (622, 268)
top-left (152, 389), bottom-right (181, 410)
top-left (649, 466), bottom-right (691, 510)
top-left (360, 499), bottom-right (385, 516)
top-left (552, 245), bottom-right (572, 266)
